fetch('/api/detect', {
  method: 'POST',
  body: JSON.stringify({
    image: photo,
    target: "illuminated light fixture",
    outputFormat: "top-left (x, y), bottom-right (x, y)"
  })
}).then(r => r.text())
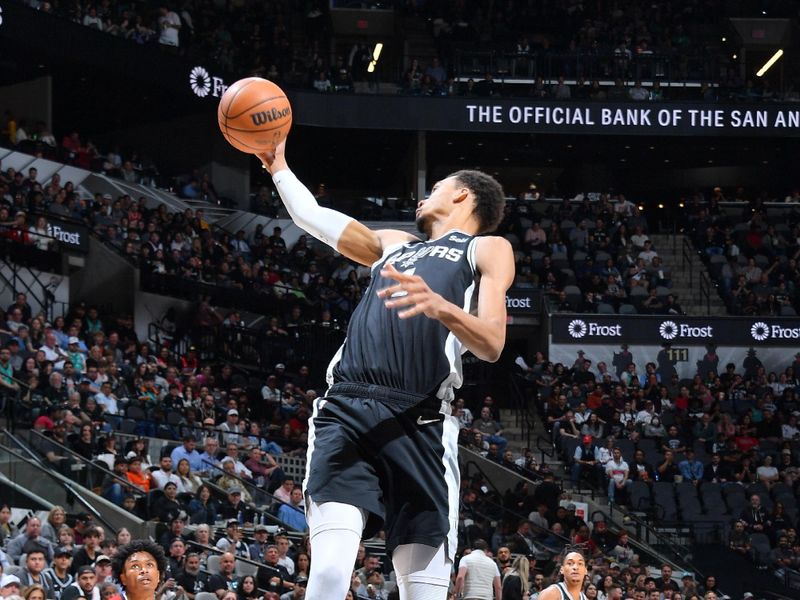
top-left (658, 203), bottom-right (665, 209)
top-left (367, 43), bottom-right (384, 73)
top-left (732, 54), bottom-right (738, 60)
top-left (721, 37), bottom-right (726, 42)
top-left (679, 202), bottom-right (685, 208)
top-left (637, 205), bottom-right (644, 211)
top-left (756, 49), bottom-right (783, 77)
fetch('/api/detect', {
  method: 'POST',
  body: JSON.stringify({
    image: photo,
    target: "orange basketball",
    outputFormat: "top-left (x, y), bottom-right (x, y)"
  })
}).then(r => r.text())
top-left (217, 77), bottom-right (292, 154)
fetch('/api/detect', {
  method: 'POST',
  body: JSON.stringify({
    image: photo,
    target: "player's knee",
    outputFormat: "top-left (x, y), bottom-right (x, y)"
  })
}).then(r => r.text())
top-left (309, 562), bottom-right (351, 591)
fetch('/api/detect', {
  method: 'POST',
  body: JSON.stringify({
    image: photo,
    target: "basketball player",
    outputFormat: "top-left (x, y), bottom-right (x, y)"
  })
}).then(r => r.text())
top-left (258, 140), bottom-right (514, 600)
top-left (111, 540), bottom-right (167, 600)
top-left (537, 549), bottom-right (588, 600)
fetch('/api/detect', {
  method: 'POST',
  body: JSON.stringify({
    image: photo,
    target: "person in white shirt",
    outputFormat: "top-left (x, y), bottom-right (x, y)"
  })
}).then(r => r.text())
top-left (39, 332), bottom-right (68, 370)
top-left (94, 382), bottom-right (120, 415)
top-left (150, 455), bottom-right (181, 490)
top-left (606, 448), bottom-right (631, 504)
top-left (454, 398), bottom-right (474, 430)
top-left (158, 6), bottom-right (181, 47)
top-left (453, 539), bottom-right (501, 600)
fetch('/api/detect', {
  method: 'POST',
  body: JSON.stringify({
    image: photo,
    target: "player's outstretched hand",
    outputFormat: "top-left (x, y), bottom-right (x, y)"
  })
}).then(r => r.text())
top-left (377, 262), bottom-right (446, 319)
top-left (255, 139), bottom-right (288, 175)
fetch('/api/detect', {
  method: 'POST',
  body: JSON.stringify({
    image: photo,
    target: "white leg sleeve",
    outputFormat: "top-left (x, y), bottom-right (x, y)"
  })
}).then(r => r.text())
top-left (305, 500), bottom-right (365, 600)
top-left (392, 543), bottom-right (452, 600)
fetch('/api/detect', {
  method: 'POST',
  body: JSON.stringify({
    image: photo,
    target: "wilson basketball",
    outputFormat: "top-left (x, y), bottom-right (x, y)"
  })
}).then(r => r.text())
top-left (217, 77), bottom-right (292, 154)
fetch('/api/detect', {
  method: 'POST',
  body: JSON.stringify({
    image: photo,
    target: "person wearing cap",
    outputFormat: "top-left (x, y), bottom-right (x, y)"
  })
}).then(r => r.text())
top-left (94, 554), bottom-right (114, 585)
top-left (158, 514), bottom-right (190, 552)
top-left (19, 549), bottom-right (56, 597)
top-left (60, 565), bottom-right (100, 600)
top-left (218, 409), bottom-right (246, 446)
top-left (44, 546), bottom-right (75, 599)
top-left (215, 520), bottom-right (251, 559)
top-left (0, 574), bottom-right (21, 598)
top-left (248, 525), bottom-right (272, 563)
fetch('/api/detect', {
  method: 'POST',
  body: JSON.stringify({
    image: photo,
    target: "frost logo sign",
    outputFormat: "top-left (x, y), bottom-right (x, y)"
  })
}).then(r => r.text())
top-left (659, 320), bottom-right (713, 340)
top-left (659, 320), bottom-right (678, 340)
top-left (751, 321), bottom-right (800, 340)
top-left (751, 322), bottom-right (769, 341)
top-left (189, 66), bottom-right (228, 98)
top-left (566, 319), bottom-right (622, 339)
top-left (568, 319), bottom-right (587, 339)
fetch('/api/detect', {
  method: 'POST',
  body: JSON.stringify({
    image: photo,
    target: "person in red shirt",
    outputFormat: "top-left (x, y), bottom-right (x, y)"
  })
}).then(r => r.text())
top-left (734, 426), bottom-right (760, 453)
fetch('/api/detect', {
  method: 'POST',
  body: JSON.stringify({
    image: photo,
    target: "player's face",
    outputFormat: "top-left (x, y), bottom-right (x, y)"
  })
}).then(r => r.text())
top-left (415, 176), bottom-right (464, 235)
top-left (120, 552), bottom-right (159, 594)
top-left (560, 552), bottom-right (587, 586)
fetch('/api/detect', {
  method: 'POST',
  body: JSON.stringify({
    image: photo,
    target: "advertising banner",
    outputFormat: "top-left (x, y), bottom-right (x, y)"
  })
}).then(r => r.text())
top-left (505, 288), bottom-right (542, 315)
top-left (549, 314), bottom-right (800, 380)
top-left (47, 217), bottom-right (89, 254)
top-left (287, 92), bottom-right (800, 138)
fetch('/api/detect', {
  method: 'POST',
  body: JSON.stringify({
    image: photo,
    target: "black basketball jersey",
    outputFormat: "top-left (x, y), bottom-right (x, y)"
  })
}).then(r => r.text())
top-left (329, 230), bottom-right (479, 400)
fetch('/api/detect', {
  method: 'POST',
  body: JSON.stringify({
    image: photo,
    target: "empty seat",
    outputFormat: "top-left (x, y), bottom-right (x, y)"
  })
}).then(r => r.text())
top-left (750, 533), bottom-right (772, 566)
top-left (629, 481), bottom-right (653, 512)
top-left (597, 302), bottom-right (615, 314)
top-left (619, 304), bottom-right (637, 315)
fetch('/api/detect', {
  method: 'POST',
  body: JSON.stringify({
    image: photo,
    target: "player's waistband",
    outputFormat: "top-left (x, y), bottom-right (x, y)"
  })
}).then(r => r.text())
top-left (328, 382), bottom-right (432, 409)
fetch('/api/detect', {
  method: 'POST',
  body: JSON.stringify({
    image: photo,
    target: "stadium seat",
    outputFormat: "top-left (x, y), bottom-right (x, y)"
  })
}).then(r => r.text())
top-left (750, 533), bottom-right (772, 566)
top-left (206, 554), bottom-right (221, 574)
top-left (597, 302), bottom-right (615, 314)
top-left (619, 304), bottom-right (637, 315)
top-left (629, 481), bottom-right (653, 513)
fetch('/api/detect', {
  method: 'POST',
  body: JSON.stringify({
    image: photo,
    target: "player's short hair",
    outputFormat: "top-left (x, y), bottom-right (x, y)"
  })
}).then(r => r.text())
top-left (111, 540), bottom-right (167, 586)
top-left (448, 170), bottom-right (505, 234)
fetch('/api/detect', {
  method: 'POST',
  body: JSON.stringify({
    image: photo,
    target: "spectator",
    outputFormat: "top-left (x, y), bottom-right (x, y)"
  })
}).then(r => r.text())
top-left (276, 488), bottom-right (307, 532)
top-left (454, 539), bottom-right (501, 600)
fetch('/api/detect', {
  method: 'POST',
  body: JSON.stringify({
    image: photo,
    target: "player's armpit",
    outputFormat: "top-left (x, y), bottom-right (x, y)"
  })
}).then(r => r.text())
top-left (337, 224), bottom-right (417, 267)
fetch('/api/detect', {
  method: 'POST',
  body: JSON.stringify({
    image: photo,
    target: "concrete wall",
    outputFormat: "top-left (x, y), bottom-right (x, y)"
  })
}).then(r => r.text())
top-left (0, 76), bottom-right (52, 132)
top-left (69, 237), bottom-right (136, 314)
top-left (134, 290), bottom-right (195, 344)
top-left (0, 262), bottom-right (70, 318)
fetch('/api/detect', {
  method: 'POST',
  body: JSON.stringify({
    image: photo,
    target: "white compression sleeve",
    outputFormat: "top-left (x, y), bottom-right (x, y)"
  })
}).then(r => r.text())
top-left (305, 500), bottom-right (365, 600)
top-left (272, 169), bottom-right (354, 250)
top-left (392, 543), bottom-right (452, 600)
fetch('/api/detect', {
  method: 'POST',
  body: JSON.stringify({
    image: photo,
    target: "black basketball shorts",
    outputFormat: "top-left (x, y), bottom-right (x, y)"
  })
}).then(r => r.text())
top-left (302, 382), bottom-right (460, 560)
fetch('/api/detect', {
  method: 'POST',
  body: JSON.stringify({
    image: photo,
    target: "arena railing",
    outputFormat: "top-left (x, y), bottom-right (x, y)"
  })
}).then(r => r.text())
top-left (0, 429), bottom-right (124, 536)
top-left (106, 413), bottom-right (308, 463)
top-left (452, 49), bottom-right (721, 88)
top-left (24, 427), bottom-right (150, 506)
top-left (104, 428), bottom-right (306, 525)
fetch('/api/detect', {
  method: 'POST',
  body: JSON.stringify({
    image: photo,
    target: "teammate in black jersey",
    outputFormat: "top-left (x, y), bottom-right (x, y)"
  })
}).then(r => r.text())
top-left (538, 548), bottom-right (589, 600)
top-left (258, 140), bottom-right (514, 600)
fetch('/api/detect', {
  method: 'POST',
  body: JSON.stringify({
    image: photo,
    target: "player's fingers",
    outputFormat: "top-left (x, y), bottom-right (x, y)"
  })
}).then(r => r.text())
top-left (384, 293), bottom-right (417, 308)
top-left (376, 283), bottom-right (404, 298)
